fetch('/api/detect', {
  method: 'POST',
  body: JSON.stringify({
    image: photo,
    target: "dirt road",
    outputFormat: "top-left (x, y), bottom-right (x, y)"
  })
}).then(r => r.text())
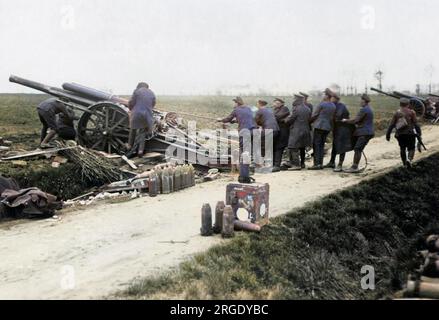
top-left (1, 125), bottom-right (438, 300)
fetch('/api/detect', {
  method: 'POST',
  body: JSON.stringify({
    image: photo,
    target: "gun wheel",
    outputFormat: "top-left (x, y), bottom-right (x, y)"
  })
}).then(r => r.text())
top-left (77, 102), bottom-right (130, 154)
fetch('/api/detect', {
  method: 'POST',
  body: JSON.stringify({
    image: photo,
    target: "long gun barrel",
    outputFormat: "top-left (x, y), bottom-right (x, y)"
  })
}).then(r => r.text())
top-left (393, 91), bottom-right (426, 103)
top-left (429, 93), bottom-right (439, 98)
top-left (370, 87), bottom-right (400, 99)
top-left (9, 75), bottom-right (95, 107)
top-left (62, 82), bottom-right (129, 106)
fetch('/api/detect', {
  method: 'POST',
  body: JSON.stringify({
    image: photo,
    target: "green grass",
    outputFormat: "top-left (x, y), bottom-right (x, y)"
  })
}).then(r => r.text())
top-left (0, 94), bottom-right (399, 138)
top-left (0, 161), bottom-right (94, 201)
top-left (121, 153), bottom-right (439, 300)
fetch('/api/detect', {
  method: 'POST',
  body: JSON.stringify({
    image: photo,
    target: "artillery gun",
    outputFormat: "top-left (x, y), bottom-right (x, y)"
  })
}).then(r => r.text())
top-left (9, 75), bottom-right (232, 167)
top-left (370, 87), bottom-right (426, 117)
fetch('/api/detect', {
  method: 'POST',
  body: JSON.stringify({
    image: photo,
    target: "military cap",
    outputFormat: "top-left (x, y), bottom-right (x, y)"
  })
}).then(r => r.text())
top-left (294, 94), bottom-right (304, 99)
top-left (299, 92), bottom-right (309, 98)
top-left (274, 98), bottom-right (285, 104)
top-left (233, 97), bottom-right (244, 105)
top-left (400, 97), bottom-right (410, 106)
top-left (324, 88), bottom-right (334, 97)
top-left (361, 94), bottom-right (371, 103)
top-left (257, 100), bottom-right (268, 106)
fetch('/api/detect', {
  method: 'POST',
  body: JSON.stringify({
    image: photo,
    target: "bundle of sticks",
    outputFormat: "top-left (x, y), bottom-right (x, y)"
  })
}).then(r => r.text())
top-left (55, 141), bottom-right (127, 183)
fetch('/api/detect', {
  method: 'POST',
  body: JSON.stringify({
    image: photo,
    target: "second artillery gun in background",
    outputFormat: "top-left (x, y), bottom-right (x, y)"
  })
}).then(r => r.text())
top-left (9, 75), bottom-right (231, 166)
top-left (370, 87), bottom-right (428, 118)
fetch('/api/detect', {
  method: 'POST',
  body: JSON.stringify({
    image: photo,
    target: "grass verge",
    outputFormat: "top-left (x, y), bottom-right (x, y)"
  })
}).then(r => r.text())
top-left (121, 153), bottom-right (439, 300)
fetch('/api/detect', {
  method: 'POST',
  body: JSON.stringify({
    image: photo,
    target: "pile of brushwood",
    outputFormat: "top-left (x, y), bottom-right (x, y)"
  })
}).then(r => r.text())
top-left (0, 144), bottom-right (128, 201)
top-left (124, 153), bottom-right (439, 300)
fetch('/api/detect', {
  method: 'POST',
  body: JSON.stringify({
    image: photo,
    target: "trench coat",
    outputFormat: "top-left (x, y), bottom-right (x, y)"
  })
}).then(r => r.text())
top-left (311, 102), bottom-right (336, 132)
top-left (273, 105), bottom-right (290, 149)
top-left (128, 87), bottom-right (156, 130)
top-left (285, 104), bottom-right (312, 149)
top-left (333, 102), bottom-right (354, 154)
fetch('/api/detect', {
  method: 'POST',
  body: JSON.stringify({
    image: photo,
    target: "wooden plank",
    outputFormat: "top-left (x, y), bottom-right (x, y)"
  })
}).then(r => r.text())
top-left (97, 151), bottom-right (122, 159)
top-left (121, 155), bottom-right (138, 170)
top-left (1, 147), bottom-right (76, 161)
top-left (143, 152), bottom-right (163, 159)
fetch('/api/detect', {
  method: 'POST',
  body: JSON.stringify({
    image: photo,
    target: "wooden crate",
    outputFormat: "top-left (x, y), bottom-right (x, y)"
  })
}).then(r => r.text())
top-left (226, 182), bottom-right (270, 226)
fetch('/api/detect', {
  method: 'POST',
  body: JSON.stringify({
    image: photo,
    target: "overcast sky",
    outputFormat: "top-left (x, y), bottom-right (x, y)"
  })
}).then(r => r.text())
top-left (0, 0), bottom-right (438, 95)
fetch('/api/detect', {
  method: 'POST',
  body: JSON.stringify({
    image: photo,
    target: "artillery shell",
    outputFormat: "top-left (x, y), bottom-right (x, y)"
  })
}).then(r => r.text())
top-left (222, 205), bottom-right (235, 239)
top-left (213, 201), bottom-right (225, 234)
top-left (148, 171), bottom-right (158, 197)
top-left (234, 220), bottom-right (262, 233)
top-left (200, 203), bottom-right (213, 237)
top-left (161, 168), bottom-right (171, 194)
top-left (406, 279), bottom-right (439, 299)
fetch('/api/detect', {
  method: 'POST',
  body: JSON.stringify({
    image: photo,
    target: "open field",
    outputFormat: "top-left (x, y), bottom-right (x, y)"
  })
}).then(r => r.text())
top-left (0, 94), bottom-right (400, 138)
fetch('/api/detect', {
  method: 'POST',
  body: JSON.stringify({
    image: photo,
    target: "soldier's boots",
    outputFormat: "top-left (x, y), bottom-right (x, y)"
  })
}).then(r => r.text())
top-left (323, 162), bottom-right (336, 169)
top-left (344, 165), bottom-right (360, 173)
top-left (406, 150), bottom-right (415, 168)
top-left (308, 164), bottom-right (323, 170)
top-left (345, 151), bottom-right (362, 174)
top-left (333, 164), bottom-right (343, 172)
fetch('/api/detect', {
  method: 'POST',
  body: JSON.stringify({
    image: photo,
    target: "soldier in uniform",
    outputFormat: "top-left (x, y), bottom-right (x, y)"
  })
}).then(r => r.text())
top-left (127, 82), bottom-right (156, 158)
top-left (299, 92), bottom-right (314, 113)
top-left (272, 98), bottom-right (290, 172)
top-left (255, 100), bottom-right (280, 168)
top-left (218, 97), bottom-right (256, 182)
top-left (386, 98), bottom-right (421, 168)
top-left (309, 89), bottom-right (336, 170)
top-left (342, 94), bottom-right (375, 173)
top-left (37, 98), bottom-right (74, 148)
top-left (56, 109), bottom-right (77, 141)
top-left (284, 95), bottom-right (312, 170)
top-left (324, 93), bottom-right (352, 172)
top-left (219, 97), bottom-right (256, 135)
top-left (424, 98), bottom-right (437, 120)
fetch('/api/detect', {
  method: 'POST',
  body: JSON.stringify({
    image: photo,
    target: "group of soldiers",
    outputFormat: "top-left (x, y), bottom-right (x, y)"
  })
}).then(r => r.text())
top-left (35, 85), bottom-right (425, 173)
top-left (219, 89), bottom-right (376, 174)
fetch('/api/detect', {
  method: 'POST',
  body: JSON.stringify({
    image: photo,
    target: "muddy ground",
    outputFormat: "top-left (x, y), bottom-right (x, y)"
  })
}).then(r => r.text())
top-left (0, 125), bottom-right (438, 299)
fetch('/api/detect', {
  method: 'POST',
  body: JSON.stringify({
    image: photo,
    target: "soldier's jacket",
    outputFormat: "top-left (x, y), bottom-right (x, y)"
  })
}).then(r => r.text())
top-left (311, 101), bottom-right (336, 132)
top-left (273, 105), bottom-right (291, 149)
top-left (255, 107), bottom-right (280, 132)
top-left (346, 104), bottom-right (375, 137)
top-left (285, 103), bottom-right (312, 149)
top-left (221, 105), bottom-right (256, 133)
top-left (128, 87), bottom-right (156, 130)
top-left (389, 107), bottom-right (417, 137)
top-left (56, 109), bottom-right (76, 129)
top-left (37, 98), bottom-right (70, 118)
top-left (306, 103), bottom-right (314, 114)
top-left (333, 102), bottom-right (354, 154)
